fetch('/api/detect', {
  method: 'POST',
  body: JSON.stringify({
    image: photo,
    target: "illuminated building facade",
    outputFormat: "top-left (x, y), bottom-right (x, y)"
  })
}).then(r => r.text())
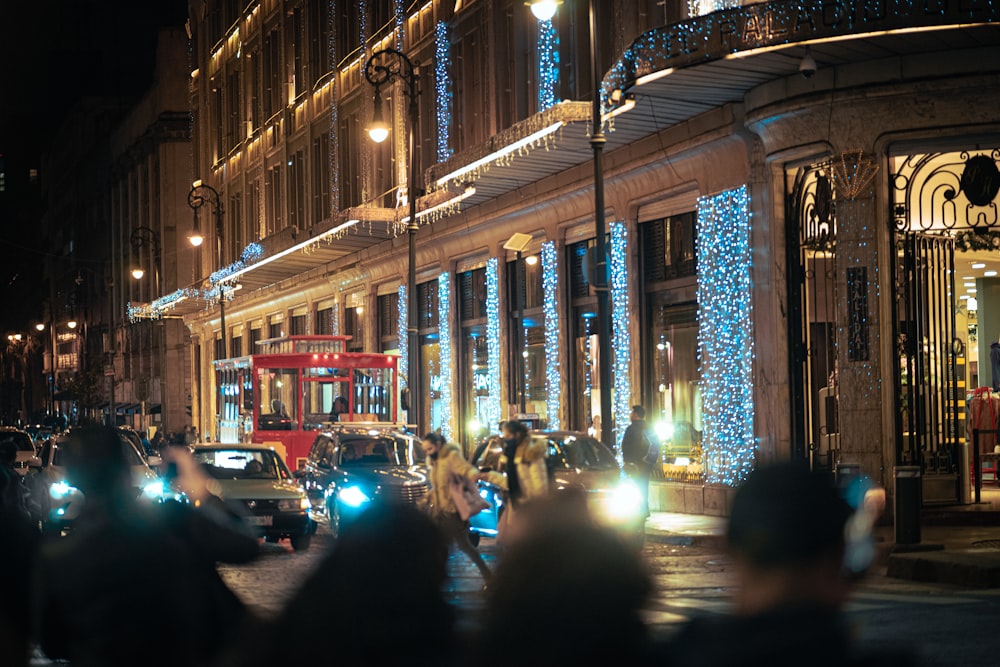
top-left (156, 0), bottom-right (1000, 513)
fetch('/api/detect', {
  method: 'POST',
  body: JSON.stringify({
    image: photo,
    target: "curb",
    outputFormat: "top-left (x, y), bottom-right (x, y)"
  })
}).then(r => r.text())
top-left (645, 531), bottom-right (727, 550)
top-left (886, 549), bottom-right (1000, 587)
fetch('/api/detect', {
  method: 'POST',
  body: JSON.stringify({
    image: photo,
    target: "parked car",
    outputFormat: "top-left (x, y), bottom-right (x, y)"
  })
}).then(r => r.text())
top-left (34, 429), bottom-right (171, 533)
top-left (193, 444), bottom-right (313, 551)
top-left (469, 431), bottom-right (644, 545)
top-left (1, 426), bottom-right (40, 477)
top-left (298, 426), bottom-right (429, 537)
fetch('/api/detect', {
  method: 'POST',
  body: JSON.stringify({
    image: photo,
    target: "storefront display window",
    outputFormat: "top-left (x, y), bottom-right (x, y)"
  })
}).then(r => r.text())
top-left (458, 268), bottom-right (490, 442)
top-left (417, 280), bottom-right (444, 434)
top-left (568, 239), bottom-right (601, 434)
top-left (507, 256), bottom-right (547, 425)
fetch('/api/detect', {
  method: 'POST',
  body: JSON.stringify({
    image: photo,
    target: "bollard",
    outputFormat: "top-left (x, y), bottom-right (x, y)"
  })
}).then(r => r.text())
top-left (894, 466), bottom-right (921, 545)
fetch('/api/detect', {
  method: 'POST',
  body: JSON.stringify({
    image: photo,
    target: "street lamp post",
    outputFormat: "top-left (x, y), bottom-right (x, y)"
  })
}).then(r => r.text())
top-left (364, 48), bottom-right (421, 434)
top-left (531, 0), bottom-right (614, 450)
top-left (188, 181), bottom-right (227, 359)
top-left (129, 226), bottom-right (162, 293)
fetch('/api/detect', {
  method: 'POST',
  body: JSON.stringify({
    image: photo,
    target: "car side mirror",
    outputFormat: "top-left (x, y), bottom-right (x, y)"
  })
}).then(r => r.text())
top-left (147, 455), bottom-right (162, 467)
top-left (479, 466), bottom-right (492, 473)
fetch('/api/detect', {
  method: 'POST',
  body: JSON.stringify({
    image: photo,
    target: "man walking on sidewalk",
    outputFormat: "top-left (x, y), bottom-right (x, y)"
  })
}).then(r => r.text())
top-left (622, 405), bottom-right (656, 519)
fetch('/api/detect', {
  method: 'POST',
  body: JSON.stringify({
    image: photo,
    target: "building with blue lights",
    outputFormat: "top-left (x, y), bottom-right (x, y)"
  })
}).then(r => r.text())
top-left (159, 0), bottom-right (1000, 514)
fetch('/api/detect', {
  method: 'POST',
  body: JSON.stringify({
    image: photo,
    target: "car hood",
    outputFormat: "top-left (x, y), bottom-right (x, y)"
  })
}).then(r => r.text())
top-left (44, 463), bottom-right (156, 487)
top-left (551, 467), bottom-right (621, 492)
top-left (339, 466), bottom-right (427, 488)
top-left (210, 478), bottom-right (306, 500)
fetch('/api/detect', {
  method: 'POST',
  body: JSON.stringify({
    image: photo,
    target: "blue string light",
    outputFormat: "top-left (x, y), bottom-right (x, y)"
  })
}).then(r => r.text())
top-left (696, 185), bottom-right (755, 486)
top-left (397, 284), bottom-right (408, 392)
top-left (537, 19), bottom-right (559, 111)
top-left (210, 242), bottom-right (264, 284)
top-left (610, 221), bottom-right (631, 451)
top-left (542, 241), bottom-right (561, 429)
top-left (438, 272), bottom-right (453, 441)
top-left (485, 257), bottom-right (502, 431)
top-left (434, 21), bottom-right (452, 162)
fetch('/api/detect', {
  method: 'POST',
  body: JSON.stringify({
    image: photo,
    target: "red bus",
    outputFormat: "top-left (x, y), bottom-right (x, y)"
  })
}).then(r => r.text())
top-left (213, 336), bottom-right (402, 471)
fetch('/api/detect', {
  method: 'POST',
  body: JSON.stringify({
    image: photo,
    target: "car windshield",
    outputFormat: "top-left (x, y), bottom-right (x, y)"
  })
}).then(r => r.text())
top-left (1, 433), bottom-right (34, 452)
top-left (552, 436), bottom-right (617, 470)
top-left (337, 436), bottom-right (425, 467)
top-left (195, 449), bottom-right (290, 480)
top-left (120, 440), bottom-right (146, 467)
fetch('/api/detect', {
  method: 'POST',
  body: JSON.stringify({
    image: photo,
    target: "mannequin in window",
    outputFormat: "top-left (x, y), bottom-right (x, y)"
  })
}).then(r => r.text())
top-left (329, 396), bottom-right (349, 422)
top-left (991, 335), bottom-right (1000, 392)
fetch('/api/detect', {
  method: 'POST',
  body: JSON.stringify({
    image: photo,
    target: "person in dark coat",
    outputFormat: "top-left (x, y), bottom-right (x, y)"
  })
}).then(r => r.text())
top-left (656, 462), bottom-right (915, 666)
top-left (34, 426), bottom-right (260, 667)
top-left (621, 405), bottom-right (654, 518)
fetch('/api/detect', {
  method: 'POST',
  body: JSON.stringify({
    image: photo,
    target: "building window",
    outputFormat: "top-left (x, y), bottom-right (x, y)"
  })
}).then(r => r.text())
top-left (378, 293), bottom-right (399, 354)
top-left (231, 334), bottom-right (243, 358)
top-left (268, 317), bottom-right (283, 339)
top-left (507, 255), bottom-right (546, 422)
top-left (249, 326), bottom-right (262, 352)
top-left (288, 150), bottom-right (305, 230)
top-left (264, 164), bottom-right (282, 236)
top-left (344, 307), bottom-right (364, 352)
top-left (214, 336), bottom-right (226, 361)
top-left (417, 280), bottom-right (443, 433)
top-left (312, 134), bottom-right (331, 223)
top-left (567, 239), bottom-right (601, 433)
top-left (458, 268), bottom-right (489, 441)
top-left (316, 306), bottom-right (333, 335)
top-left (642, 212), bottom-right (697, 283)
top-left (289, 313), bottom-right (307, 336)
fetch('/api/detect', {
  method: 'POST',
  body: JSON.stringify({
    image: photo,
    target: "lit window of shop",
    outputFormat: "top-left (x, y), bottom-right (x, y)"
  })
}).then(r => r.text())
top-left (507, 254), bottom-right (546, 425)
top-left (641, 212), bottom-right (702, 480)
top-left (458, 267), bottom-right (489, 442)
top-left (417, 280), bottom-right (444, 434)
top-left (567, 239), bottom-right (602, 434)
top-left (378, 292), bottom-right (400, 354)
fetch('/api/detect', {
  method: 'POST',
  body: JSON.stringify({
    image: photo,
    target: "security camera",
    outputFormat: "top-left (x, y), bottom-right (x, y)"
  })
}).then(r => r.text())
top-left (799, 47), bottom-right (817, 79)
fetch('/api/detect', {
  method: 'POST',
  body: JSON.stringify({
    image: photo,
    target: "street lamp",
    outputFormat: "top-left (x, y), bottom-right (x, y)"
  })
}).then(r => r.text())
top-left (364, 48), bottom-right (421, 433)
top-left (188, 179), bottom-right (228, 359)
top-left (529, 0), bottom-right (613, 449)
top-left (130, 226), bottom-right (161, 292)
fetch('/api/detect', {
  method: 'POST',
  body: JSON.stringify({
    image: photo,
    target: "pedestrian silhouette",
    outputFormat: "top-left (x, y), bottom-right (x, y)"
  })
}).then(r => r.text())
top-left (34, 426), bottom-right (260, 667)
top-left (657, 461), bottom-right (914, 666)
top-left (479, 490), bottom-right (653, 666)
top-left (234, 503), bottom-right (454, 667)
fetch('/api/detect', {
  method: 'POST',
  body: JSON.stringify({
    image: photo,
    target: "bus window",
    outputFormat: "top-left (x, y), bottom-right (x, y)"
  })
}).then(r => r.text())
top-left (258, 368), bottom-right (298, 431)
top-left (302, 379), bottom-right (350, 430)
top-left (353, 368), bottom-right (394, 422)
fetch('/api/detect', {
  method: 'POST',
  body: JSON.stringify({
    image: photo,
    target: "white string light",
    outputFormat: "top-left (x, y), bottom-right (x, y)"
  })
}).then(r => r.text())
top-left (438, 272), bottom-right (453, 441)
top-left (542, 241), bottom-right (561, 429)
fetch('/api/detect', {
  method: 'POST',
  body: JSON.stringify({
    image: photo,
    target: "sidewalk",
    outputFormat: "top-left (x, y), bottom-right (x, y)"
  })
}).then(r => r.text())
top-left (644, 511), bottom-right (727, 548)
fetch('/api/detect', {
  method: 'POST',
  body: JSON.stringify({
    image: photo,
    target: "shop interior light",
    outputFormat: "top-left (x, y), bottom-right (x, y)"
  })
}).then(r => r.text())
top-left (972, 262), bottom-right (987, 269)
top-left (986, 271), bottom-right (998, 277)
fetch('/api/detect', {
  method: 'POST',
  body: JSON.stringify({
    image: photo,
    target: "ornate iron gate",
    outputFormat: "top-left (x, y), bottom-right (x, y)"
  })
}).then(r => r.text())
top-left (892, 234), bottom-right (959, 479)
top-left (787, 160), bottom-right (839, 469)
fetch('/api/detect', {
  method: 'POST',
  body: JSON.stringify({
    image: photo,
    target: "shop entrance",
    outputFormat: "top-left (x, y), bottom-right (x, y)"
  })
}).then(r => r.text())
top-left (787, 159), bottom-right (839, 472)
top-left (890, 147), bottom-right (1000, 504)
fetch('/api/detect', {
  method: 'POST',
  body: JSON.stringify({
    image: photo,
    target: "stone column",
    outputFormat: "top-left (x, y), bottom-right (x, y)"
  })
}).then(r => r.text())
top-left (832, 151), bottom-right (886, 485)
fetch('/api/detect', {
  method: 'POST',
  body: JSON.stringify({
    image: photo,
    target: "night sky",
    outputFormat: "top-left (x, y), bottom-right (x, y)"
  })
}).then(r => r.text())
top-left (0, 0), bottom-right (187, 332)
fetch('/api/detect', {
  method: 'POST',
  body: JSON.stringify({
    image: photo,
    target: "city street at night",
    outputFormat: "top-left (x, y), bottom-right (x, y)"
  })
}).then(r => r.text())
top-left (210, 524), bottom-right (1000, 665)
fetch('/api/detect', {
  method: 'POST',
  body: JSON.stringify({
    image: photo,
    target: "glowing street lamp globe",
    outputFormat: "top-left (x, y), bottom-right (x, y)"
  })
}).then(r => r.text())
top-left (528, 0), bottom-right (559, 21)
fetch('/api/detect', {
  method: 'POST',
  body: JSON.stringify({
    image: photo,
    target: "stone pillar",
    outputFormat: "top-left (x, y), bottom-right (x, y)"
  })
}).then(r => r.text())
top-left (832, 152), bottom-right (886, 485)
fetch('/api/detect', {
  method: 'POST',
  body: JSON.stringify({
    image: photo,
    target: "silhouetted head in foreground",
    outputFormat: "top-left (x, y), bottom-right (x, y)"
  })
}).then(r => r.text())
top-left (258, 503), bottom-right (453, 667)
top-left (727, 462), bottom-right (853, 614)
top-left (61, 426), bottom-right (132, 503)
top-left (481, 492), bottom-right (652, 665)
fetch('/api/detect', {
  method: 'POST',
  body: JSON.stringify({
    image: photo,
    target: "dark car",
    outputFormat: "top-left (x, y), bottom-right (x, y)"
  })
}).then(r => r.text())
top-left (469, 431), bottom-right (644, 544)
top-left (299, 426), bottom-right (428, 537)
top-left (1, 426), bottom-right (40, 477)
top-left (193, 445), bottom-right (314, 550)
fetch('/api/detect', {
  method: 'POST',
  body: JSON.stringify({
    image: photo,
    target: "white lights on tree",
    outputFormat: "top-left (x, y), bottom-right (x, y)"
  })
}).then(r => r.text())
top-left (696, 185), bottom-right (755, 486)
top-left (609, 221), bottom-right (632, 452)
top-left (438, 272), bottom-right (454, 441)
top-left (485, 257), bottom-right (503, 431)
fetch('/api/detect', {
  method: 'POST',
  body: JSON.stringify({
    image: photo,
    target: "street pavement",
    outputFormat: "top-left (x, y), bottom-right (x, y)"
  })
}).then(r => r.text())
top-left (31, 513), bottom-right (1000, 664)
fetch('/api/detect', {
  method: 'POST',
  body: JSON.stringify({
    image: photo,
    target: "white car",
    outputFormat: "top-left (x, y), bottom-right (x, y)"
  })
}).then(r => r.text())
top-left (34, 430), bottom-right (172, 531)
top-left (1, 427), bottom-right (40, 477)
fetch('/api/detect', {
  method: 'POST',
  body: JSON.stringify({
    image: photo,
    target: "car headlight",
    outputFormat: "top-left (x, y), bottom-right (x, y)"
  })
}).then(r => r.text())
top-left (337, 485), bottom-right (371, 508)
top-left (278, 498), bottom-right (311, 511)
top-left (606, 480), bottom-right (642, 519)
top-left (50, 481), bottom-right (76, 499)
top-left (142, 480), bottom-right (165, 498)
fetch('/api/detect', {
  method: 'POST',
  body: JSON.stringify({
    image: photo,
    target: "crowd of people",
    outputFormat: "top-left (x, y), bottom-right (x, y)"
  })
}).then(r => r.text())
top-left (0, 424), bottom-right (914, 666)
